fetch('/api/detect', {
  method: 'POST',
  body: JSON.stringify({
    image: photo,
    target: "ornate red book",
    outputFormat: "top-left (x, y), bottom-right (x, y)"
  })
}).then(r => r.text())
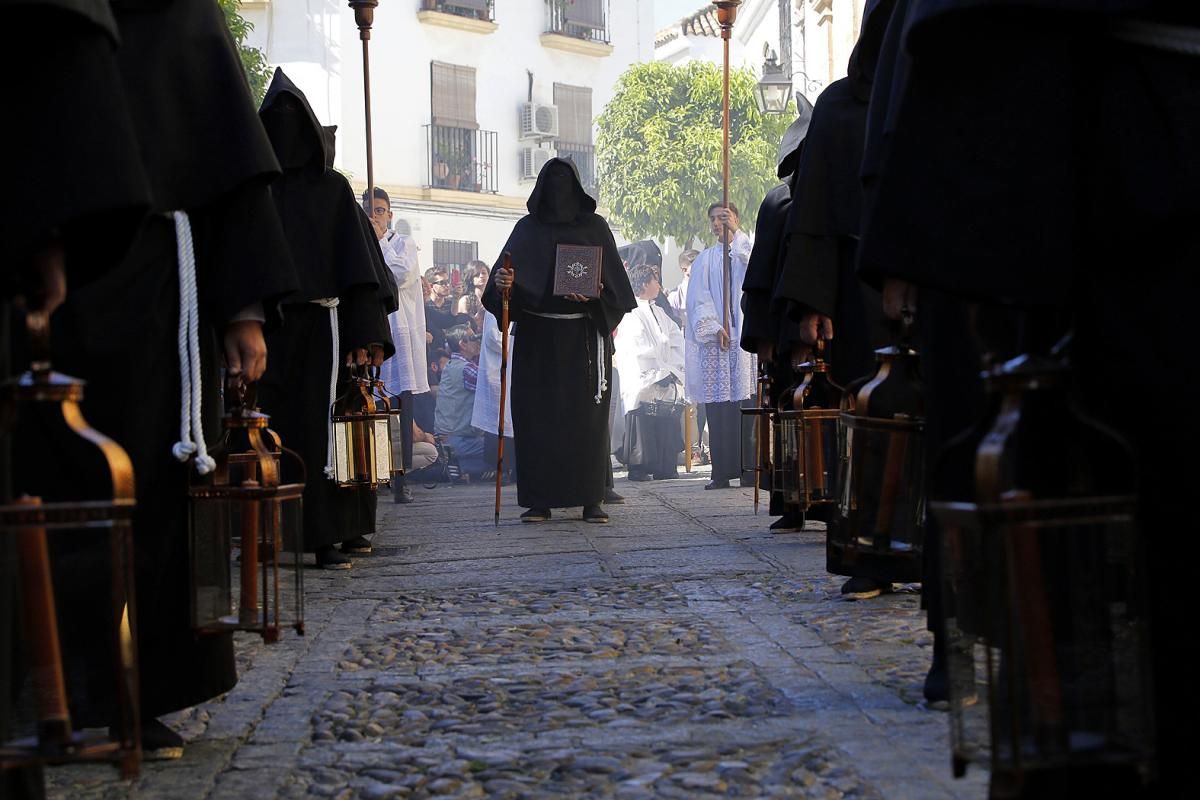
top-left (553, 244), bottom-right (603, 298)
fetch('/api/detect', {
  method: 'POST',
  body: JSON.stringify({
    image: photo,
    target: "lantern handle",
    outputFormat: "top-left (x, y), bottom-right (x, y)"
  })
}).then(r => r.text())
top-left (25, 309), bottom-right (52, 378)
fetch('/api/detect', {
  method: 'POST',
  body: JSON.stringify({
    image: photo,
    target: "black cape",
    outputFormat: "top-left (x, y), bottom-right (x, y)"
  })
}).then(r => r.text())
top-left (481, 158), bottom-right (635, 510)
top-left (41, 0), bottom-right (298, 725)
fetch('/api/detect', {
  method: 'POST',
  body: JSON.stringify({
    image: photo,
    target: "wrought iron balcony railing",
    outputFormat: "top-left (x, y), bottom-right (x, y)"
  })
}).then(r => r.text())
top-left (424, 0), bottom-right (494, 21)
top-left (545, 0), bottom-right (610, 44)
top-left (425, 124), bottom-right (499, 194)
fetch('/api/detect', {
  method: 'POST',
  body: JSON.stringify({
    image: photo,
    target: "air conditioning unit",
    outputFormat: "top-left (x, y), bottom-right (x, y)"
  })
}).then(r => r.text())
top-left (519, 102), bottom-right (559, 140)
top-left (520, 147), bottom-right (557, 181)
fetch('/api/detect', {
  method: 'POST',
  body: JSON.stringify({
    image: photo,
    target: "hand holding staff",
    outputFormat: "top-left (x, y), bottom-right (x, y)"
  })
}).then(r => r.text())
top-left (495, 251), bottom-right (514, 526)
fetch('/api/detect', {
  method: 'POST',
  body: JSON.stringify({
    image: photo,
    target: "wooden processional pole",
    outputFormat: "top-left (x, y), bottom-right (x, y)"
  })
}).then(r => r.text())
top-left (713, 1), bottom-right (741, 338)
top-left (349, 1), bottom-right (378, 213)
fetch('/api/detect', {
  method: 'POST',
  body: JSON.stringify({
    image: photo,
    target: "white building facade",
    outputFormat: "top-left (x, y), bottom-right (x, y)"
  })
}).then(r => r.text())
top-left (240, 0), bottom-right (655, 284)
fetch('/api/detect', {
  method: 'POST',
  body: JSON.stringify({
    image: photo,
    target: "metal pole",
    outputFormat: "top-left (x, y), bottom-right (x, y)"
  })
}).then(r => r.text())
top-left (349, 1), bottom-right (379, 212)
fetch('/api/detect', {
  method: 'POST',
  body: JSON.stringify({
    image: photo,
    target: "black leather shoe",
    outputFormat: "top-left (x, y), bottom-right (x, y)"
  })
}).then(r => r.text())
top-left (840, 576), bottom-right (889, 600)
top-left (520, 508), bottom-right (551, 523)
top-left (603, 488), bottom-right (625, 504)
top-left (340, 536), bottom-right (373, 555)
top-left (582, 505), bottom-right (609, 523)
top-left (139, 718), bottom-right (184, 761)
top-left (392, 476), bottom-right (414, 504)
top-left (704, 479), bottom-right (730, 490)
top-left (315, 546), bottom-right (352, 570)
top-left (769, 513), bottom-right (804, 532)
top-left (627, 470), bottom-right (652, 482)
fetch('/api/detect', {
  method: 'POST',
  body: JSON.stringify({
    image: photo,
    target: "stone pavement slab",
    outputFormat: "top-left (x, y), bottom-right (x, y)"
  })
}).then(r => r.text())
top-left (45, 465), bottom-right (987, 799)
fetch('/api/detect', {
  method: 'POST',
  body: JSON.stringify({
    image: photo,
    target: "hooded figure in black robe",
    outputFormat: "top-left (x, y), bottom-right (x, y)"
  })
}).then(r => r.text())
top-left (2, 3), bottom-right (154, 792)
top-left (773, 0), bottom-right (897, 594)
top-left (481, 159), bottom-right (635, 520)
top-left (255, 69), bottom-right (394, 565)
top-left (857, 2), bottom-right (1200, 793)
top-left (739, 99), bottom-right (814, 531)
top-left (24, 0), bottom-right (299, 758)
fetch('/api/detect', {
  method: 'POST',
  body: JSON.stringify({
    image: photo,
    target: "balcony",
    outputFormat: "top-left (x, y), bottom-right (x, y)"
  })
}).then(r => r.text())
top-left (418, 0), bottom-right (497, 34)
top-left (425, 124), bottom-right (499, 194)
top-left (555, 142), bottom-right (596, 199)
top-left (542, 0), bottom-right (613, 56)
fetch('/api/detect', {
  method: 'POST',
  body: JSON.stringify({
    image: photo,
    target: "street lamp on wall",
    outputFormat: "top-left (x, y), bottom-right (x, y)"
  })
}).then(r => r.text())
top-left (755, 44), bottom-right (793, 115)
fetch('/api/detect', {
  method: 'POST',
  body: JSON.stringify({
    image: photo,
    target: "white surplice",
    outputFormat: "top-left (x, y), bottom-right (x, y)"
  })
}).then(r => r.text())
top-left (614, 298), bottom-right (685, 413)
top-left (683, 231), bottom-right (755, 404)
top-left (470, 310), bottom-right (514, 436)
top-left (379, 231), bottom-right (430, 395)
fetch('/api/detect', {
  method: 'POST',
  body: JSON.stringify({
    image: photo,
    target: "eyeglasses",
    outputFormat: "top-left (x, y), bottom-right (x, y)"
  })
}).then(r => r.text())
top-left (370, 207), bottom-right (389, 217)
top-left (431, 279), bottom-right (449, 286)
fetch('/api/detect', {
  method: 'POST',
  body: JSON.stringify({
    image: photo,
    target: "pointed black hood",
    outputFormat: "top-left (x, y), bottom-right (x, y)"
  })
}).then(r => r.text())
top-left (847, 0), bottom-right (899, 101)
top-left (526, 157), bottom-right (597, 221)
top-left (777, 93), bottom-right (816, 178)
top-left (259, 68), bottom-right (327, 172)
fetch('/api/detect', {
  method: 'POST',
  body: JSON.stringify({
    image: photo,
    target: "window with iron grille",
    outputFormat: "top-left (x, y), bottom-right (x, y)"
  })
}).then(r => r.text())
top-left (553, 83), bottom-right (595, 197)
top-left (433, 239), bottom-right (479, 289)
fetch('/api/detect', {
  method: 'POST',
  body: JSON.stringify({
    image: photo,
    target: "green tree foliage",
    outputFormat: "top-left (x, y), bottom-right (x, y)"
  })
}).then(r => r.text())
top-left (596, 61), bottom-right (794, 247)
top-left (219, 0), bottom-right (271, 104)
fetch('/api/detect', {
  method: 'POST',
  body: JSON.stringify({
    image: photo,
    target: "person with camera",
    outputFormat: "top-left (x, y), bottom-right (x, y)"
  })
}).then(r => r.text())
top-left (433, 325), bottom-right (488, 481)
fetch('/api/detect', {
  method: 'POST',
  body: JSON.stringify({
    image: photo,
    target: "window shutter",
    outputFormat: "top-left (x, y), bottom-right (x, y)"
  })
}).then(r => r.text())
top-left (553, 83), bottom-right (593, 145)
top-left (430, 62), bottom-right (478, 130)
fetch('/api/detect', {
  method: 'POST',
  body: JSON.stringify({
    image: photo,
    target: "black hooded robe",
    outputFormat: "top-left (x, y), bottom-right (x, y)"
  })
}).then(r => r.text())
top-left (255, 69), bottom-right (394, 552)
top-left (856, 2), bottom-right (1200, 793)
top-left (37, 0), bottom-right (298, 723)
top-left (481, 159), bottom-right (635, 512)
top-left (2, 4), bottom-right (152, 794)
top-left (739, 100), bottom-right (815, 520)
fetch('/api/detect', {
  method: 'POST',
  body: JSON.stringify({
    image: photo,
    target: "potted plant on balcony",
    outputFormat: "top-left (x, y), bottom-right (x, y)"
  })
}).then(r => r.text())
top-left (436, 141), bottom-right (471, 190)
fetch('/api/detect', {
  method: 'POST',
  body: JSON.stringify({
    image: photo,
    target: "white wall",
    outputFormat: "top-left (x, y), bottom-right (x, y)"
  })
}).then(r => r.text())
top-left (243, 0), bottom-right (656, 268)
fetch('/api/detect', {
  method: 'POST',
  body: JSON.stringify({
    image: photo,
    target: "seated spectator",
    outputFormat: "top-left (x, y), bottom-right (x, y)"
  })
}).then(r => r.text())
top-left (434, 326), bottom-right (487, 479)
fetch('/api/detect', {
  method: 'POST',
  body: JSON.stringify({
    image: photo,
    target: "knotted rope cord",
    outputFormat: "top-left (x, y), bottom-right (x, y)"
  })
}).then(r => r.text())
top-left (171, 211), bottom-right (216, 475)
top-left (314, 298), bottom-right (341, 478)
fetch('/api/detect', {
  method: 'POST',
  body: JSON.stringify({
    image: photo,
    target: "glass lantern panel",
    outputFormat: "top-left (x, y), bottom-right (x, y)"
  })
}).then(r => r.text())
top-left (773, 414), bottom-right (801, 505)
top-left (189, 497), bottom-right (234, 630)
top-left (799, 411), bottom-right (840, 507)
top-left (838, 417), bottom-right (925, 554)
top-left (333, 420), bottom-right (352, 484)
top-left (3, 518), bottom-right (138, 767)
top-left (372, 418), bottom-right (392, 485)
top-left (277, 492), bottom-right (305, 635)
top-left (387, 411), bottom-right (405, 476)
top-left (936, 501), bottom-right (1152, 780)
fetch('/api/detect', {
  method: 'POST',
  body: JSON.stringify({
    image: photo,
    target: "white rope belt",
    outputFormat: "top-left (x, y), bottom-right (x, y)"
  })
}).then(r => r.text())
top-left (526, 311), bottom-right (607, 404)
top-left (313, 297), bottom-right (340, 478)
top-left (170, 211), bottom-right (215, 475)
top-left (1112, 20), bottom-right (1200, 57)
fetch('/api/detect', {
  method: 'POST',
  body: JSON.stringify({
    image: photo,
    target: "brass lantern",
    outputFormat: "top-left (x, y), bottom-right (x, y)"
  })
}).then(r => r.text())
top-left (771, 352), bottom-right (809, 508)
top-left (830, 340), bottom-right (925, 582)
top-left (370, 368), bottom-right (405, 481)
top-left (189, 382), bottom-right (305, 643)
top-left (330, 364), bottom-right (393, 487)
top-left (930, 352), bottom-right (1152, 794)
top-left (0, 313), bottom-right (140, 778)
top-left (739, 363), bottom-right (774, 511)
top-left (794, 338), bottom-right (844, 512)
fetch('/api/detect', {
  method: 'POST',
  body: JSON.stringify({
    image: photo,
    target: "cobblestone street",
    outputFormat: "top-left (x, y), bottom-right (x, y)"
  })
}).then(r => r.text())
top-left (47, 467), bottom-right (988, 799)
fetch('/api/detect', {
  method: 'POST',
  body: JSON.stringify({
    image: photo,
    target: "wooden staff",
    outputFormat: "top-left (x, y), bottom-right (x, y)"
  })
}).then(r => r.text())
top-left (684, 405), bottom-right (694, 473)
top-left (495, 251), bottom-right (514, 526)
top-left (15, 496), bottom-right (73, 747)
